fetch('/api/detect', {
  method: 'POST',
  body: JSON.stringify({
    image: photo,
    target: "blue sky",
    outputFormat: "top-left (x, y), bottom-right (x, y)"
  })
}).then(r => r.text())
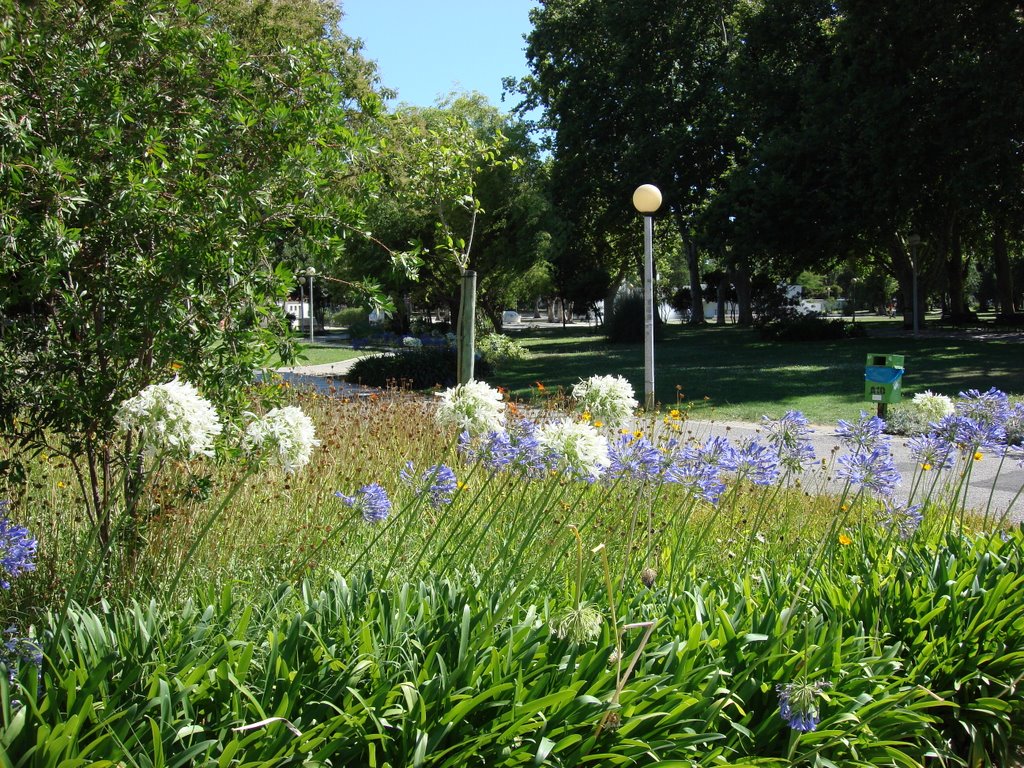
top-left (340, 0), bottom-right (539, 112)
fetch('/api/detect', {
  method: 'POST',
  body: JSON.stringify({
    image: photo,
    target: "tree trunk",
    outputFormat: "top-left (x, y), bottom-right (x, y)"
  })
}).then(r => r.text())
top-left (945, 224), bottom-right (969, 319)
top-left (686, 238), bottom-right (705, 325)
top-left (993, 219), bottom-right (1017, 315)
top-left (716, 275), bottom-right (728, 325)
top-left (733, 263), bottom-right (753, 325)
top-left (604, 268), bottom-right (626, 327)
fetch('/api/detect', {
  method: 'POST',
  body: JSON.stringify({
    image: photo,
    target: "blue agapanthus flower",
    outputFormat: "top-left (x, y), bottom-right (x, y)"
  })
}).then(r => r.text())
top-left (1, 628), bottom-right (42, 685)
top-left (400, 462), bottom-right (458, 508)
top-left (835, 412), bottom-right (887, 454)
top-left (663, 439), bottom-right (726, 505)
top-left (731, 439), bottom-right (782, 486)
top-left (459, 420), bottom-right (552, 477)
top-left (777, 679), bottom-right (831, 732)
top-left (335, 483), bottom-right (392, 523)
top-left (0, 505), bottom-right (37, 590)
top-left (762, 410), bottom-right (816, 472)
top-left (836, 447), bottom-right (901, 497)
top-left (956, 388), bottom-right (1011, 428)
top-left (907, 432), bottom-right (957, 471)
top-left (878, 501), bottom-right (925, 539)
top-left (607, 432), bottom-right (662, 482)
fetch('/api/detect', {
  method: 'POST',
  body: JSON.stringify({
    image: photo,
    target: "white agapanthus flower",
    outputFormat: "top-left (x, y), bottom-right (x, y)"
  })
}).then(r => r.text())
top-left (538, 418), bottom-right (611, 480)
top-left (116, 379), bottom-right (222, 458)
top-left (436, 379), bottom-right (506, 436)
top-left (572, 374), bottom-right (638, 428)
top-left (402, 336), bottom-right (423, 348)
top-left (912, 390), bottom-right (955, 422)
top-left (243, 406), bottom-right (320, 474)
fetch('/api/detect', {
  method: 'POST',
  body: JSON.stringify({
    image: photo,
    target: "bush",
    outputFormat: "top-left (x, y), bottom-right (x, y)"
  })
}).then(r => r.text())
top-left (347, 348), bottom-right (493, 389)
top-left (477, 333), bottom-right (528, 365)
top-left (331, 307), bottom-right (373, 337)
top-left (605, 288), bottom-right (663, 343)
top-left (758, 315), bottom-right (865, 342)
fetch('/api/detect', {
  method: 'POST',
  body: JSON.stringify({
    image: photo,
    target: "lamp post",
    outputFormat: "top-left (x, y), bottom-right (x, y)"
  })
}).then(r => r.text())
top-left (850, 277), bottom-right (859, 323)
top-left (632, 184), bottom-right (662, 411)
top-left (303, 267), bottom-right (316, 344)
top-left (907, 234), bottom-right (921, 338)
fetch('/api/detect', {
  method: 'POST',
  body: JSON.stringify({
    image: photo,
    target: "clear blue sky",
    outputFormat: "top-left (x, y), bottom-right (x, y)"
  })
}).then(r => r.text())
top-left (339, 0), bottom-right (539, 112)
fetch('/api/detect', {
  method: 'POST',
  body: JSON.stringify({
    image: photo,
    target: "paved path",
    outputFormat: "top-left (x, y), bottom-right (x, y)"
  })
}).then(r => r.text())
top-left (671, 417), bottom-right (1023, 525)
top-left (271, 361), bottom-right (1024, 524)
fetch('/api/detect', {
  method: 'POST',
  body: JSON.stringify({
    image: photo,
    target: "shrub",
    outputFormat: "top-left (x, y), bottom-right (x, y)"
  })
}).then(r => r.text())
top-left (758, 315), bottom-right (865, 342)
top-left (605, 288), bottom-right (663, 343)
top-left (347, 348), bottom-right (493, 389)
top-left (331, 307), bottom-right (373, 337)
top-left (477, 333), bottom-right (528, 365)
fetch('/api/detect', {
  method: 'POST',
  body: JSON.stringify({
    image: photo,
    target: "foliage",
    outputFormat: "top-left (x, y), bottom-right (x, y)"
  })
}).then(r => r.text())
top-left (3, 525), bottom-right (1023, 765)
top-left (0, 0), bottom-right (385, 542)
top-left (346, 349), bottom-right (494, 390)
top-left (330, 306), bottom-right (374, 337)
top-left (476, 333), bottom-right (529, 365)
top-left (758, 315), bottom-right (865, 342)
top-left (605, 289), bottom-right (663, 344)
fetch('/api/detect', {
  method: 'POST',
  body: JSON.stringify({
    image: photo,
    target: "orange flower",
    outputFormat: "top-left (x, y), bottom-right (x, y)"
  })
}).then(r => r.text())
top-left (838, 533), bottom-right (853, 546)
top-left (535, 381), bottom-right (545, 391)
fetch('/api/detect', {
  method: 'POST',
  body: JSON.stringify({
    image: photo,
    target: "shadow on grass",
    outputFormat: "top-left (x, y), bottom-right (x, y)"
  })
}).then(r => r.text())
top-left (490, 324), bottom-right (1024, 423)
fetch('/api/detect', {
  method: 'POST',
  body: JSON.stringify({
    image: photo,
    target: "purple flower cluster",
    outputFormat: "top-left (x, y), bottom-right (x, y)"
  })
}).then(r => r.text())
top-left (2, 628), bottom-right (42, 685)
top-left (400, 462), bottom-right (458, 508)
top-left (607, 432), bottom-right (662, 482)
top-left (836, 447), bottom-right (901, 497)
top-left (335, 483), bottom-right (392, 523)
top-left (729, 440), bottom-right (782, 487)
top-left (777, 679), bottom-right (831, 732)
top-left (836, 412), bottom-right (887, 454)
top-left (662, 438), bottom-right (727, 505)
top-left (907, 432), bottom-right (957, 471)
top-left (763, 411), bottom-right (816, 472)
top-left (458, 420), bottom-right (551, 477)
top-left (1, 504), bottom-right (37, 590)
top-left (878, 501), bottom-right (924, 539)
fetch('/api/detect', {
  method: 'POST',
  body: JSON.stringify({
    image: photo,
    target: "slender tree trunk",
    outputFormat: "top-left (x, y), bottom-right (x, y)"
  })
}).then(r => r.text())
top-left (733, 263), bottom-right (753, 326)
top-left (686, 239), bottom-right (705, 325)
top-left (945, 222), bottom-right (969, 319)
top-left (716, 275), bottom-right (728, 325)
top-left (993, 219), bottom-right (1017, 315)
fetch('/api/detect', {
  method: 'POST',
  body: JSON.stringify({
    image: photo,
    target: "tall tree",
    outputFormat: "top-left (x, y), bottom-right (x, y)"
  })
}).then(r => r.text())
top-left (0, 0), bottom-right (386, 541)
top-left (518, 0), bottom-right (743, 326)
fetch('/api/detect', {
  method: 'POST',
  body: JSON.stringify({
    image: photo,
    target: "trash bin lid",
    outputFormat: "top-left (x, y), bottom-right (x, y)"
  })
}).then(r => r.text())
top-left (864, 365), bottom-right (904, 384)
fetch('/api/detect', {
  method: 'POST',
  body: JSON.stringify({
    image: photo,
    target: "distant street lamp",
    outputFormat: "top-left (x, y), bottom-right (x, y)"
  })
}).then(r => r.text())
top-left (850, 277), bottom-right (859, 323)
top-left (632, 184), bottom-right (662, 411)
top-left (907, 234), bottom-right (921, 338)
top-left (303, 267), bottom-right (317, 344)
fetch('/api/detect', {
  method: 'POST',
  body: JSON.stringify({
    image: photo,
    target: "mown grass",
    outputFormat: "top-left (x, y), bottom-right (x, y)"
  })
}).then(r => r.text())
top-left (266, 340), bottom-right (366, 368)
top-left (490, 321), bottom-right (1024, 424)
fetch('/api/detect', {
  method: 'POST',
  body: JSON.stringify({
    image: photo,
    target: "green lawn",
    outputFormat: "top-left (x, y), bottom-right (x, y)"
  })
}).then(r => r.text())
top-left (267, 342), bottom-right (366, 368)
top-left (489, 320), bottom-right (1024, 424)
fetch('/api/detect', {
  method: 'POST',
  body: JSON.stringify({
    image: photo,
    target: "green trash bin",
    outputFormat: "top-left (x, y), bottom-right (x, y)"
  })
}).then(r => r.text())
top-left (864, 353), bottom-right (905, 404)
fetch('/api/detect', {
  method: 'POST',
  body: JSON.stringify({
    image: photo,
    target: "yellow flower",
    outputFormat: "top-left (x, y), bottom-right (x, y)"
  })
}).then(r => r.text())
top-left (593, 420), bottom-right (604, 428)
top-left (581, 411), bottom-right (592, 422)
top-left (456, 481), bottom-right (469, 492)
top-left (973, 451), bottom-right (983, 461)
top-left (669, 408), bottom-right (681, 419)
top-left (921, 462), bottom-right (932, 471)
top-left (57, 481), bottom-right (65, 488)
top-left (838, 533), bottom-right (853, 546)
top-left (632, 430), bottom-right (643, 439)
